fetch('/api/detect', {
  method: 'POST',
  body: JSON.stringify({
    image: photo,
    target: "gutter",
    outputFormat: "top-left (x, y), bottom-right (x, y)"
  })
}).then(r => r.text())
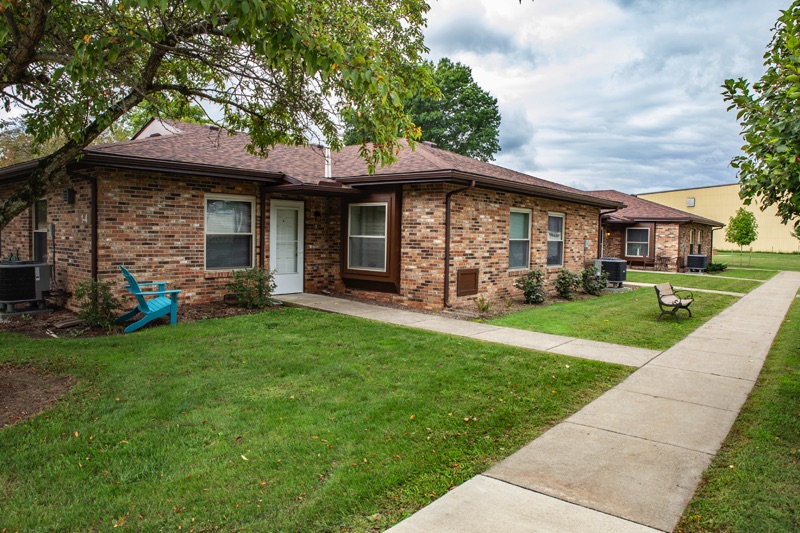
top-left (75, 153), bottom-right (286, 183)
top-left (443, 181), bottom-right (475, 308)
top-left (337, 171), bottom-right (624, 209)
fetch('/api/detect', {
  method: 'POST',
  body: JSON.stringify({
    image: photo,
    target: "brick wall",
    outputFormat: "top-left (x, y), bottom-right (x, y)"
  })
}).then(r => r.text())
top-left (602, 225), bottom-right (624, 259)
top-left (95, 169), bottom-right (263, 308)
top-left (4, 172), bottom-right (607, 313)
top-left (678, 223), bottom-right (714, 269)
top-left (654, 222), bottom-right (680, 271)
top-left (448, 188), bottom-right (601, 308)
top-left (298, 195), bottom-right (343, 294)
top-left (0, 178), bottom-right (93, 296)
top-left (0, 185), bottom-right (33, 261)
top-left (344, 183), bottom-right (602, 310)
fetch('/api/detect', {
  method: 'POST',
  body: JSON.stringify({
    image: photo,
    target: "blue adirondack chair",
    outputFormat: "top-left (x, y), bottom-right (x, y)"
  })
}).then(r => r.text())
top-left (116, 265), bottom-right (181, 333)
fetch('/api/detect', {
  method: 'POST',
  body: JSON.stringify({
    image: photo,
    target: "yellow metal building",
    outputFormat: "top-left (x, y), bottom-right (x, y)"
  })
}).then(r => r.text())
top-left (638, 184), bottom-right (799, 254)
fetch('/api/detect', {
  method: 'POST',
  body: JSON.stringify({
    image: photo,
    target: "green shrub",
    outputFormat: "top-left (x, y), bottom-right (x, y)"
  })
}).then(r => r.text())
top-left (475, 295), bottom-right (492, 313)
top-left (74, 278), bottom-right (122, 329)
top-left (706, 262), bottom-right (728, 273)
top-left (581, 265), bottom-right (609, 296)
top-left (554, 268), bottom-right (580, 300)
top-left (514, 269), bottom-right (546, 304)
top-left (226, 267), bottom-right (277, 309)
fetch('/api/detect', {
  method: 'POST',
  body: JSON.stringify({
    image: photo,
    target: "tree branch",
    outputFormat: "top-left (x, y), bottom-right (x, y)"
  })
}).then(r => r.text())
top-left (0, 0), bottom-right (52, 91)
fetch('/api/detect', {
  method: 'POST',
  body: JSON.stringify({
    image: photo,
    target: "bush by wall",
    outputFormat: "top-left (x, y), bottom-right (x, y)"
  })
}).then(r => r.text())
top-left (514, 269), bottom-right (546, 304)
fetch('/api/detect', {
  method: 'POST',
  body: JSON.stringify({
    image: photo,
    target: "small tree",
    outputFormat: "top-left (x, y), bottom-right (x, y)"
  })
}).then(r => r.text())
top-left (725, 208), bottom-right (759, 265)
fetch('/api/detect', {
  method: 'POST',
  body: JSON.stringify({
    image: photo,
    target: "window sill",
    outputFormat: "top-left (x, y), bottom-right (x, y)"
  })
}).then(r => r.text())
top-left (204, 270), bottom-right (244, 279)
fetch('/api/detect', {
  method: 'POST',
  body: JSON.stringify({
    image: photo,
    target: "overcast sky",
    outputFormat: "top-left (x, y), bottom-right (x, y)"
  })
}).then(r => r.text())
top-left (423, 0), bottom-right (784, 193)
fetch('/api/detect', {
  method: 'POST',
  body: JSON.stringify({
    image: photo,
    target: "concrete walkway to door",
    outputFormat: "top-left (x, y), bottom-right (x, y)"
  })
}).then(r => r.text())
top-left (280, 271), bottom-right (800, 531)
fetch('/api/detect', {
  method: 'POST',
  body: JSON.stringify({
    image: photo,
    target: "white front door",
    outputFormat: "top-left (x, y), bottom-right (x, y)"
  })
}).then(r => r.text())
top-left (270, 200), bottom-right (304, 294)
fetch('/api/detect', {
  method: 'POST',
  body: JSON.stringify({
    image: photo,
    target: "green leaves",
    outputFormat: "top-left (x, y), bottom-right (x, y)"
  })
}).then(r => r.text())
top-left (725, 208), bottom-right (759, 248)
top-left (343, 57), bottom-right (501, 162)
top-left (724, 1), bottom-right (800, 232)
top-left (1, 0), bottom-right (437, 229)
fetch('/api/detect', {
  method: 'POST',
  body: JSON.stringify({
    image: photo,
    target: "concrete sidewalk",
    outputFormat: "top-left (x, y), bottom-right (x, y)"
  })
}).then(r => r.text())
top-left (384, 271), bottom-right (800, 532)
top-left (277, 293), bottom-right (660, 368)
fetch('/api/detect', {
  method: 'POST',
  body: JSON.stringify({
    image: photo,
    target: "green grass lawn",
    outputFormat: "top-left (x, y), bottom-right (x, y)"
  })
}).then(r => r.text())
top-left (678, 299), bottom-right (800, 532)
top-left (0, 308), bottom-right (632, 532)
top-left (491, 288), bottom-right (737, 350)
top-left (712, 251), bottom-right (800, 271)
top-left (710, 268), bottom-right (777, 281)
top-left (625, 271), bottom-right (762, 293)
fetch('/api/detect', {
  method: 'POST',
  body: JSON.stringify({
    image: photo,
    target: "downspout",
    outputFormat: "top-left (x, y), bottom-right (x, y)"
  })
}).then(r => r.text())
top-left (259, 185), bottom-right (267, 268)
top-left (91, 176), bottom-right (98, 280)
top-left (598, 207), bottom-right (620, 259)
top-left (711, 226), bottom-right (723, 265)
top-left (443, 181), bottom-right (475, 308)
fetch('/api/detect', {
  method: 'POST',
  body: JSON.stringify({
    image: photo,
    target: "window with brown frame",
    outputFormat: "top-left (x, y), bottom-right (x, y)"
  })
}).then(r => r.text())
top-left (341, 189), bottom-right (401, 292)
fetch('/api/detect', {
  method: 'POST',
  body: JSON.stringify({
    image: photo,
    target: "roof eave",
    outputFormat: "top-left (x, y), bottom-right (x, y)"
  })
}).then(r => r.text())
top-left (603, 216), bottom-right (724, 227)
top-left (337, 170), bottom-right (624, 208)
top-left (0, 160), bottom-right (41, 184)
top-left (262, 183), bottom-right (361, 196)
top-left (77, 153), bottom-right (286, 183)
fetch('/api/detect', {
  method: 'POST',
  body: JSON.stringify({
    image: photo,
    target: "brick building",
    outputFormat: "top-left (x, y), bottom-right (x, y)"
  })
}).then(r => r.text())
top-left (586, 190), bottom-right (724, 272)
top-left (0, 120), bottom-right (622, 311)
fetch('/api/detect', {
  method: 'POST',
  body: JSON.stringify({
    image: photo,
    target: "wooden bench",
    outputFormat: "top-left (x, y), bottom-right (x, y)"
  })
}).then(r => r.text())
top-left (116, 265), bottom-right (181, 333)
top-left (654, 282), bottom-right (693, 323)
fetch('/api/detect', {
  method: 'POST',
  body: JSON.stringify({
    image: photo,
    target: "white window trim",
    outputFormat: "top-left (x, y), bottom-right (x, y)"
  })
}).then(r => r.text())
top-left (204, 193), bottom-right (256, 271)
top-left (625, 227), bottom-right (650, 257)
top-left (347, 202), bottom-right (388, 272)
top-left (547, 212), bottom-right (565, 267)
top-left (509, 208), bottom-right (532, 270)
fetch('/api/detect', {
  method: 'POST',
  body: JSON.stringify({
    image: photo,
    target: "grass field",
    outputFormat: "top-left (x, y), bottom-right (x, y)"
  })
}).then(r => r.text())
top-left (710, 268), bottom-right (776, 281)
top-left (625, 271), bottom-right (762, 293)
top-left (712, 251), bottom-right (800, 271)
top-left (490, 287), bottom-right (737, 350)
top-left (0, 308), bottom-right (632, 532)
top-left (678, 299), bottom-right (800, 532)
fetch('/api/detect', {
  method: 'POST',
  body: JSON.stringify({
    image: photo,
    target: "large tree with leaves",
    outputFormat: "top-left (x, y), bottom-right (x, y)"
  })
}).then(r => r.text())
top-left (345, 58), bottom-right (501, 161)
top-left (0, 0), bottom-right (435, 229)
top-left (723, 1), bottom-right (800, 232)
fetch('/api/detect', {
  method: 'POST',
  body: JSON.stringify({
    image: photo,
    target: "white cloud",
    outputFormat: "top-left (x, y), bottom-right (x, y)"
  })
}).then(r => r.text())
top-left (424, 0), bottom-right (783, 193)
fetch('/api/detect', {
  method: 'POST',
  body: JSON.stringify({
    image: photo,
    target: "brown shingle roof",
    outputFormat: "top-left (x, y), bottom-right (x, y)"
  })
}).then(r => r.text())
top-left (586, 190), bottom-right (724, 227)
top-left (1, 119), bottom-right (622, 208)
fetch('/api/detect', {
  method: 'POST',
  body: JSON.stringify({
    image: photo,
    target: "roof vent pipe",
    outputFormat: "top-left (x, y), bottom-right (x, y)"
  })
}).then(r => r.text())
top-left (324, 146), bottom-right (332, 179)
